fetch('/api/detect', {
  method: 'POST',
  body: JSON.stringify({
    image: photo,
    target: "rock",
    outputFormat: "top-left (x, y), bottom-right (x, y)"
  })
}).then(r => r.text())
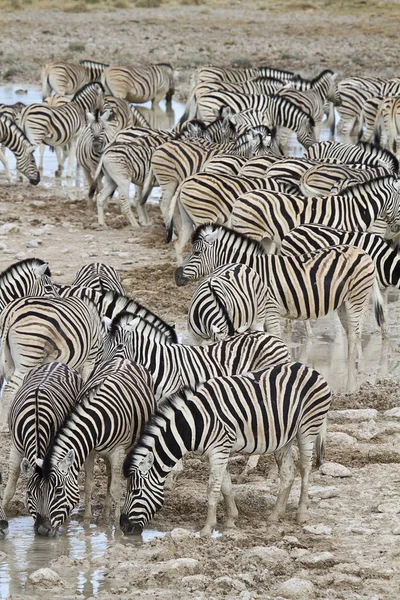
top-left (328, 408), bottom-right (377, 422)
top-left (161, 557), bottom-right (200, 578)
top-left (353, 420), bottom-right (380, 441)
top-left (26, 239), bottom-right (42, 248)
top-left (28, 568), bottom-right (65, 588)
top-left (0, 242), bottom-right (7, 251)
top-left (30, 200), bottom-right (46, 208)
top-left (350, 526), bottom-right (375, 535)
top-left (277, 577), bottom-right (314, 599)
top-left (181, 574), bottom-right (210, 590)
top-left (319, 462), bottom-right (352, 477)
top-left (303, 524), bottom-right (332, 536)
top-left (392, 525), bottom-right (400, 535)
top-left (327, 431), bottom-right (357, 446)
top-left (384, 407), bottom-right (400, 418)
top-left (309, 485), bottom-right (339, 499)
top-left (289, 548), bottom-right (309, 560)
top-left (170, 527), bottom-right (193, 541)
top-left (241, 546), bottom-right (292, 573)
top-left (282, 535), bottom-right (302, 547)
top-left (0, 223), bottom-right (19, 235)
top-left (296, 552), bottom-right (336, 568)
top-left (214, 576), bottom-right (247, 591)
top-left (14, 252), bottom-right (26, 260)
top-left (377, 502), bottom-right (400, 514)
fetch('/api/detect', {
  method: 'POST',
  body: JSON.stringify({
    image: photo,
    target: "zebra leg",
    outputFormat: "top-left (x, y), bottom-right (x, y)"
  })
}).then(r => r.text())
top-left (160, 182), bottom-right (178, 225)
top-left (0, 374), bottom-right (24, 428)
top-left (296, 434), bottom-right (314, 524)
top-left (237, 454), bottom-right (260, 484)
top-left (54, 146), bottom-right (64, 177)
top-left (3, 445), bottom-right (23, 510)
top-left (115, 179), bottom-right (140, 228)
top-left (66, 137), bottom-right (77, 179)
top-left (337, 303), bottom-right (358, 392)
top-left (381, 287), bottom-right (389, 340)
top-left (103, 457), bottom-right (113, 519)
top-left (0, 148), bottom-right (14, 183)
top-left (83, 452), bottom-right (96, 520)
top-left (106, 447), bottom-right (125, 524)
top-left (175, 210), bottom-right (195, 265)
top-left (38, 143), bottom-right (45, 171)
top-left (165, 459), bottom-right (184, 490)
top-left (133, 185), bottom-right (152, 227)
top-left (96, 176), bottom-right (117, 227)
top-left (305, 320), bottom-right (314, 338)
top-left (201, 450), bottom-right (230, 537)
top-left (221, 469), bottom-right (238, 530)
top-left (269, 440), bottom-right (295, 522)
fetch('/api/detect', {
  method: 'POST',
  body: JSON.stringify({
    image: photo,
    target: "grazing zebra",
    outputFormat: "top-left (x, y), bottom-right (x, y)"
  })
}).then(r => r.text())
top-left (72, 263), bottom-right (125, 295)
top-left (101, 63), bottom-right (174, 107)
top-left (104, 313), bottom-right (290, 400)
top-left (29, 357), bottom-right (156, 536)
top-left (0, 259), bottom-right (51, 312)
top-left (305, 140), bottom-right (399, 173)
top-left (20, 82), bottom-right (105, 178)
top-left (276, 69), bottom-right (341, 139)
top-left (0, 474), bottom-right (8, 538)
top-left (120, 361), bottom-right (331, 535)
top-left (374, 96), bottom-right (400, 154)
top-left (3, 362), bottom-right (82, 512)
top-left (0, 116), bottom-right (40, 185)
top-left (188, 263), bottom-right (267, 342)
top-left (41, 60), bottom-right (108, 99)
top-left (0, 295), bottom-right (103, 424)
top-left (300, 163), bottom-right (393, 197)
top-left (175, 225), bottom-right (384, 389)
top-left (230, 176), bottom-right (400, 250)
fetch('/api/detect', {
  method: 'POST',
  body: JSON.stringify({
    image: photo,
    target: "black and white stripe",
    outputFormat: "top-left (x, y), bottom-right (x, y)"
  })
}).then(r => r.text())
top-left (72, 263), bottom-right (125, 295)
top-left (120, 361), bottom-right (331, 535)
top-left (41, 60), bottom-right (108, 99)
top-left (305, 140), bottom-right (399, 173)
top-left (101, 63), bottom-right (174, 107)
top-left (0, 259), bottom-right (51, 312)
top-left (0, 116), bottom-right (40, 185)
top-left (0, 473), bottom-right (8, 538)
top-left (300, 163), bottom-right (393, 197)
top-left (27, 357), bottom-right (156, 535)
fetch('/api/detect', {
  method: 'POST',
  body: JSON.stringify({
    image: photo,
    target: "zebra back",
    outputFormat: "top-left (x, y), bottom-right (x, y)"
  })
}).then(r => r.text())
top-left (79, 60), bottom-right (110, 82)
top-left (0, 258), bottom-right (51, 312)
top-left (72, 263), bottom-right (125, 295)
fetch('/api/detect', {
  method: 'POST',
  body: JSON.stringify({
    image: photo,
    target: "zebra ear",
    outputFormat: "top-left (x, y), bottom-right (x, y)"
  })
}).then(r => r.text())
top-left (102, 316), bottom-right (113, 331)
top-left (138, 451), bottom-right (154, 474)
top-left (86, 111), bottom-right (95, 124)
top-left (21, 458), bottom-right (34, 478)
top-left (101, 108), bottom-right (112, 122)
top-left (204, 228), bottom-right (221, 245)
top-left (58, 449), bottom-right (75, 475)
top-left (331, 72), bottom-right (338, 81)
top-left (33, 263), bottom-right (49, 278)
top-left (124, 316), bottom-right (141, 332)
top-left (36, 458), bottom-right (43, 469)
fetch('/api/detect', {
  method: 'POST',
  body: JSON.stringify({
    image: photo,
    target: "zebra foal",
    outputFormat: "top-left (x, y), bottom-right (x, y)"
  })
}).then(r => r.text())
top-left (120, 362), bottom-right (331, 535)
top-left (28, 357), bottom-right (156, 536)
top-left (3, 362), bottom-right (82, 513)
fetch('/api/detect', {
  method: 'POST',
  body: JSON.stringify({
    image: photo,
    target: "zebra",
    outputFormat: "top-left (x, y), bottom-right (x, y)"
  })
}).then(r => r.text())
top-left (263, 157), bottom-right (322, 192)
top-left (0, 258), bottom-right (51, 312)
top-left (76, 108), bottom-right (114, 189)
top-left (358, 96), bottom-right (384, 143)
top-left (0, 294), bottom-right (103, 425)
top-left (28, 357), bottom-right (156, 536)
top-left (0, 116), bottom-right (40, 185)
top-left (120, 361), bottom-right (331, 535)
top-left (238, 153), bottom-right (283, 177)
top-left (188, 263), bottom-right (267, 342)
top-left (101, 63), bottom-right (174, 107)
top-left (20, 82), bottom-right (105, 178)
top-left (0, 102), bottom-right (26, 183)
top-left (72, 263), bottom-right (125, 295)
top-left (103, 312), bottom-right (290, 400)
top-left (0, 474), bottom-right (7, 538)
top-left (276, 69), bottom-right (341, 139)
top-left (41, 60), bottom-right (109, 99)
top-left (374, 96), bottom-right (400, 154)
top-left (230, 176), bottom-right (400, 250)
top-left (3, 362), bottom-right (82, 512)
top-left (304, 141), bottom-right (399, 173)
top-left (175, 225), bottom-right (384, 389)
top-left (300, 163), bottom-right (394, 197)
top-left (39, 94), bottom-right (72, 171)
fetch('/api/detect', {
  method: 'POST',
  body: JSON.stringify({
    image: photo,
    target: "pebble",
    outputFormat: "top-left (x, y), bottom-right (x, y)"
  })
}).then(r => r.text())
top-left (170, 527), bottom-right (194, 541)
top-left (392, 525), bottom-right (400, 535)
top-left (353, 420), bottom-right (380, 441)
top-left (26, 239), bottom-right (41, 248)
top-left (377, 502), bottom-right (400, 514)
top-left (214, 576), bottom-right (247, 591)
top-left (277, 577), bottom-right (314, 599)
top-left (0, 223), bottom-right (19, 235)
top-left (14, 252), bottom-right (26, 260)
top-left (296, 551), bottom-right (336, 567)
top-left (30, 200), bottom-right (46, 208)
top-left (384, 407), bottom-right (400, 418)
top-left (303, 524), bottom-right (332, 536)
top-left (28, 568), bottom-right (65, 588)
top-left (319, 461), bottom-right (352, 477)
top-left (327, 431), bottom-right (357, 446)
top-left (0, 242), bottom-right (7, 251)
top-left (309, 485), bottom-right (339, 499)
top-left (328, 408), bottom-right (377, 422)
top-left (163, 557), bottom-right (199, 575)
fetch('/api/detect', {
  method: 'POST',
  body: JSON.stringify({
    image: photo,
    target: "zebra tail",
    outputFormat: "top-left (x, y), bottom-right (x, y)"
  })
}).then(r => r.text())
top-left (373, 111), bottom-right (383, 147)
top-left (41, 67), bottom-right (52, 102)
top-left (166, 184), bottom-right (181, 243)
top-left (357, 110), bottom-right (365, 142)
top-left (0, 309), bottom-right (14, 380)
top-left (88, 155), bottom-right (104, 199)
top-left (179, 87), bottom-right (197, 124)
top-left (372, 277), bottom-right (385, 328)
top-left (314, 416), bottom-right (327, 468)
top-left (140, 167), bottom-right (155, 206)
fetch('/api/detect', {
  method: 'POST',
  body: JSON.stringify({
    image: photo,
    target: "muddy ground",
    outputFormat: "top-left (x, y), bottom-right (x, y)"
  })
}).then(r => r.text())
top-left (1, 2), bottom-right (400, 599)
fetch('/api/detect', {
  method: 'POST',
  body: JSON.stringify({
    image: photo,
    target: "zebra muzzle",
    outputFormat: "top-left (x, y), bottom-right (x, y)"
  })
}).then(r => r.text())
top-left (0, 519), bottom-right (9, 538)
top-left (35, 514), bottom-right (57, 537)
top-left (30, 173), bottom-right (41, 186)
top-left (119, 513), bottom-right (143, 535)
top-left (175, 267), bottom-right (189, 287)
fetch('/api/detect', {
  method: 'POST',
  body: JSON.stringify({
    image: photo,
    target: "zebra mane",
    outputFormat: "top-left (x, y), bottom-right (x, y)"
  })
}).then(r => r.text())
top-left (155, 63), bottom-right (173, 70)
top-left (252, 76), bottom-right (287, 85)
top-left (337, 174), bottom-right (395, 195)
top-left (109, 309), bottom-right (177, 343)
top-left (0, 116), bottom-right (33, 146)
top-left (72, 81), bottom-right (105, 102)
top-left (270, 95), bottom-right (316, 127)
top-left (192, 224), bottom-right (266, 256)
top-left (79, 59), bottom-right (110, 68)
top-left (304, 69), bottom-right (335, 85)
top-left (0, 258), bottom-right (51, 286)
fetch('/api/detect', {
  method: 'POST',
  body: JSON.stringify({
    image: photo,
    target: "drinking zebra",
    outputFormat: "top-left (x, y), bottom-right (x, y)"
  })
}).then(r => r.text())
top-left (101, 63), bottom-right (175, 107)
top-left (104, 312), bottom-right (290, 399)
top-left (188, 263), bottom-right (267, 342)
top-left (120, 362), bottom-right (331, 535)
top-left (0, 116), bottom-right (40, 185)
top-left (3, 362), bottom-right (82, 513)
top-left (29, 357), bottom-right (156, 536)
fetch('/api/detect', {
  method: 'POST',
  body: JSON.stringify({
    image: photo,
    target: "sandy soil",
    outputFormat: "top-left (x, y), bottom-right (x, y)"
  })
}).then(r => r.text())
top-left (1, 2), bottom-right (400, 598)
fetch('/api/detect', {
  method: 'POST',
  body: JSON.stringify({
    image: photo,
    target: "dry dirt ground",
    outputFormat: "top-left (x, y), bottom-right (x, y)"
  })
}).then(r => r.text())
top-left (1, 2), bottom-right (400, 599)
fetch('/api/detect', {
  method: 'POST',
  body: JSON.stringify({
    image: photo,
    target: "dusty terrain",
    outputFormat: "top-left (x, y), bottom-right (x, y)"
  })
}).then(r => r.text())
top-left (0, 2), bottom-right (400, 599)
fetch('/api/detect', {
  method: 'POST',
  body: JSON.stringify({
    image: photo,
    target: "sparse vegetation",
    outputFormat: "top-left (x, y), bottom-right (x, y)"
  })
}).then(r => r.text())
top-left (68, 42), bottom-right (86, 52)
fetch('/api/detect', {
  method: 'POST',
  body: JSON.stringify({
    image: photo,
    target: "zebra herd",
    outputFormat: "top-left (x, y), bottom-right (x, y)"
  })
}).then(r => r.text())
top-left (0, 58), bottom-right (399, 540)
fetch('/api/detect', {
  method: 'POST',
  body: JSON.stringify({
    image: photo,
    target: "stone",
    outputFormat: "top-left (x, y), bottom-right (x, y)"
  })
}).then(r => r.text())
top-left (289, 548), bottom-right (309, 560)
top-left (350, 526), bottom-right (375, 535)
top-left (392, 525), bottom-right (400, 535)
top-left (377, 502), bottom-right (400, 514)
top-left (319, 462), bottom-right (352, 477)
top-left (384, 407), bottom-right (400, 418)
top-left (328, 408), bottom-right (378, 422)
top-left (282, 535), bottom-right (302, 547)
top-left (327, 431), bottom-right (357, 446)
top-left (162, 557), bottom-right (200, 577)
top-left (26, 239), bottom-right (41, 248)
top-left (277, 577), bottom-right (314, 599)
top-left (14, 252), bottom-right (26, 260)
top-left (0, 223), bottom-right (19, 235)
top-left (303, 524), bottom-right (332, 536)
top-left (170, 527), bottom-right (194, 541)
top-left (181, 574), bottom-right (210, 590)
top-left (296, 552), bottom-right (336, 568)
top-left (214, 576), bottom-right (247, 591)
top-left (241, 546), bottom-right (291, 573)
top-left (353, 420), bottom-right (380, 441)
top-left (30, 200), bottom-right (46, 208)
top-left (0, 242), bottom-right (7, 251)
top-left (28, 568), bottom-right (65, 588)
top-left (309, 485), bottom-right (339, 499)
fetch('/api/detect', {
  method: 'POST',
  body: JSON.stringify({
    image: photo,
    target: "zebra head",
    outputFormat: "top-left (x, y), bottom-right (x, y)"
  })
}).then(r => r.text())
top-left (22, 451), bottom-right (79, 536)
top-left (120, 449), bottom-right (165, 535)
top-left (175, 225), bottom-right (222, 286)
top-left (0, 472), bottom-right (8, 539)
top-left (86, 108), bottom-right (112, 153)
top-left (385, 178), bottom-right (400, 232)
top-left (322, 71), bottom-right (342, 107)
top-left (18, 141), bottom-right (40, 186)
